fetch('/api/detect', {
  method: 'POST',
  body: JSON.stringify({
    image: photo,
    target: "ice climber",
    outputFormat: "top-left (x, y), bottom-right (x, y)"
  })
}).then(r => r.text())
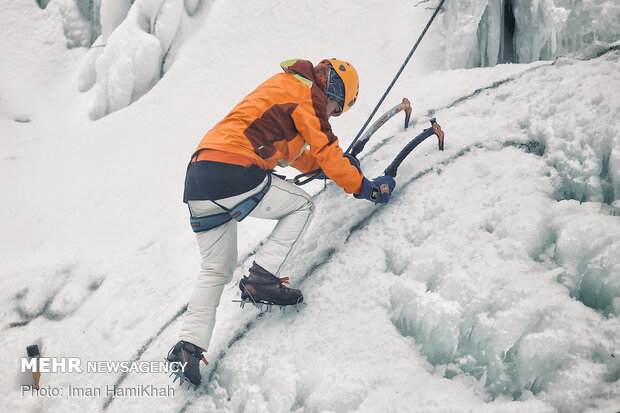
top-left (167, 58), bottom-right (396, 386)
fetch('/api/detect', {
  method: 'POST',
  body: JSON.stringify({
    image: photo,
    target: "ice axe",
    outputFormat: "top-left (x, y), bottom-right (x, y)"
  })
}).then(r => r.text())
top-left (383, 118), bottom-right (444, 178)
top-left (348, 98), bottom-right (412, 158)
top-left (362, 117), bottom-right (444, 202)
top-left (26, 344), bottom-right (41, 390)
top-left (292, 98), bottom-right (413, 185)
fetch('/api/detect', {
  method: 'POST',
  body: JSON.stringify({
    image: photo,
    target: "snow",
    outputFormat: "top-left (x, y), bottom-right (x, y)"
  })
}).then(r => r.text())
top-left (1, 0), bottom-right (619, 412)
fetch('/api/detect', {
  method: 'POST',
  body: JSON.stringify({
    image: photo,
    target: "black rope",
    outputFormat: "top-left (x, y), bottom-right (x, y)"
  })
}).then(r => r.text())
top-left (292, 0), bottom-right (446, 186)
top-left (345, 0), bottom-right (447, 154)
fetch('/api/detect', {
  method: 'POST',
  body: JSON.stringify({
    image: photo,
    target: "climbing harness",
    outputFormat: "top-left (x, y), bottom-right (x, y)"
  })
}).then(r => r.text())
top-left (189, 174), bottom-right (272, 232)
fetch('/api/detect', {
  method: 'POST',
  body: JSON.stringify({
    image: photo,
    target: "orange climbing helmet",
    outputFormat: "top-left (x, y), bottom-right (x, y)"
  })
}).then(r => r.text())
top-left (321, 59), bottom-right (359, 115)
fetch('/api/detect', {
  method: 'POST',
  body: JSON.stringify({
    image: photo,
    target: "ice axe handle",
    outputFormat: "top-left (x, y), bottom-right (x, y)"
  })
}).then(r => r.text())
top-left (383, 118), bottom-right (444, 178)
top-left (348, 98), bottom-right (412, 158)
top-left (27, 345), bottom-right (41, 390)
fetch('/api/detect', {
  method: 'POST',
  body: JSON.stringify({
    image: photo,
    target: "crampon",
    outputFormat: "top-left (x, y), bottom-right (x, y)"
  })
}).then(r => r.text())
top-left (234, 263), bottom-right (305, 312)
top-left (233, 288), bottom-right (305, 313)
top-left (165, 341), bottom-right (208, 390)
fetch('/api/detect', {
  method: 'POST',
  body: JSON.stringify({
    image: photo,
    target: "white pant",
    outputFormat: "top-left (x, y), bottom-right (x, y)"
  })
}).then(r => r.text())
top-left (179, 175), bottom-right (314, 350)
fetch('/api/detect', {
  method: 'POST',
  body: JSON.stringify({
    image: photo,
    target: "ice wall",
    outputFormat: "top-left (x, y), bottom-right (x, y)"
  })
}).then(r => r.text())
top-left (444, 0), bottom-right (620, 68)
top-left (31, 0), bottom-right (213, 120)
top-left (44, 0), bottom-right (202, 49)
top-left (36, 0), bottom-right (101, 48)
top-left (78, 0), bottom-right (183, 120)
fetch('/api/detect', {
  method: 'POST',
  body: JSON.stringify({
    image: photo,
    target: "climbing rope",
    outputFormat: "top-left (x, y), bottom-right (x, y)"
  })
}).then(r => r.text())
top-left (346, 0), bottom-right (447, 154)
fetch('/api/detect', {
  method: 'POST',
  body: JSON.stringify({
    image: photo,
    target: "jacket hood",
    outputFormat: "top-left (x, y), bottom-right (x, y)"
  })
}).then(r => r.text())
top-left (280, 59), bottom-right (327, 92)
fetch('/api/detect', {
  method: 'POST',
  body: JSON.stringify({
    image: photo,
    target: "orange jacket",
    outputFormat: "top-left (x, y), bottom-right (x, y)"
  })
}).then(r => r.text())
top-left (194, 59), bottom-right (364, 194)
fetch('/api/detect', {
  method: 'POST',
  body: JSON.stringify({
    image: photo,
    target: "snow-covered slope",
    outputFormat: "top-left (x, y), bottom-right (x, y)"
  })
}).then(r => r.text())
top-left (1, 1), bottom-right (619, 412)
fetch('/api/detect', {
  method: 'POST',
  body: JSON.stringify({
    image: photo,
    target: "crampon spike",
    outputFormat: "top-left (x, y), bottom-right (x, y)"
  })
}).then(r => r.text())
top-left (233, 284), bottom-right (306, 311)
top-left (232, 297), bottom-right (306, 313)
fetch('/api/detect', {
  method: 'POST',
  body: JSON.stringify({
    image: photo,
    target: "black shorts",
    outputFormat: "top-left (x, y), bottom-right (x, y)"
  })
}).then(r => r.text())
top-left (183, 160), bottom-right (267, 203)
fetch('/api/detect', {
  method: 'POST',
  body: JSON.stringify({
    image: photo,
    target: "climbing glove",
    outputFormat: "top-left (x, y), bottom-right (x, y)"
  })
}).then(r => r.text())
top-left (354, 176), bottom-right (396, 204)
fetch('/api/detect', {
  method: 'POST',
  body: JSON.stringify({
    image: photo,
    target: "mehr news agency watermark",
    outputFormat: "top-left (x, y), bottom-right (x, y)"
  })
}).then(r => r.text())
top-left (21, 345), bottom-right (184, 398)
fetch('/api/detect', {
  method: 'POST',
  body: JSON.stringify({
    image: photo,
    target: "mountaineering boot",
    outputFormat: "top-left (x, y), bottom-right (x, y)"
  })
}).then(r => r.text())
top-left (238, 262), bottom-right (303, 306)
top-left (166, 340), bottom-right (208, 387)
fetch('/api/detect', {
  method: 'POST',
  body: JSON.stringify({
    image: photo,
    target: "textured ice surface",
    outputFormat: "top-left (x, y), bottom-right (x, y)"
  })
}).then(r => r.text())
top-left (58, 0), bottom-right (98, 48)
top-left (443, 0), bottom-right (620, 68)
top-left (379, 48), bottom-right (620, 411)
top-left (78, 0), bottom-right (183, 119)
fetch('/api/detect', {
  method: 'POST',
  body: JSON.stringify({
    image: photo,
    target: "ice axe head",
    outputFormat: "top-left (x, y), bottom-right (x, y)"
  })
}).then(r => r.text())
top-left (402, 98), bottom-right (412, 129)
top-left (430, 118), bottom-right (444, 151)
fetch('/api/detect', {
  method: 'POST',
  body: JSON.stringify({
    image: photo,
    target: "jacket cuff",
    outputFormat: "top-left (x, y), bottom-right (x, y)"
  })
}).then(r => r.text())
top-left (354, 177), bottom-right (371, 198)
